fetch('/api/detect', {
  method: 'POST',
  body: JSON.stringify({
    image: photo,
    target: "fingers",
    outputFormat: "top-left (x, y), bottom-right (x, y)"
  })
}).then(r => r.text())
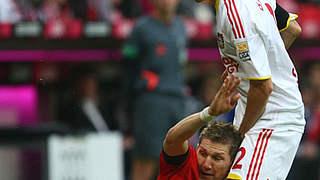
top-left (224, 73), bottom-right (240, 90)
top-left (231, 93), bottom-right (241, 106)
top-left (220, 74), bottom-right (241, 103)
top-left (230, 77), bottom-right (241, 93)
top-left (225, 74), bottom-right (231, 89)
top-left (228, 73), bottom-right (236, 88)
top-left (221, 75), bottom-right (229, 92)
top-left (221, 69), bottom-right (228, 80)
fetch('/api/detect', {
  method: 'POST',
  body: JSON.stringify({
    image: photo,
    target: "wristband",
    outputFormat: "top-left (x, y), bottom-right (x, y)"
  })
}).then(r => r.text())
top-left (200, 107), bottom-right (216, 123)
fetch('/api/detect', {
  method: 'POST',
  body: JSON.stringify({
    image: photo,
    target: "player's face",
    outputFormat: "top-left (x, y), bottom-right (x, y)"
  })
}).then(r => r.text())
top-left (197, 139), bottom-right (232, 180)
top-left (154, 0), bottom-right (179, 14)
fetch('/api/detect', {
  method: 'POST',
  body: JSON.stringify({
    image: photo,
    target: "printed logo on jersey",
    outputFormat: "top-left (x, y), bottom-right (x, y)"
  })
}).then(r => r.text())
top-left (217, 33), bottom-right (224, 49)
top-left (292, 67), bottom-right (298, 83)
top-left (222, 57), bottom-right (239, 73)
top-left (236, 41), bottom-right (250, 62)
top-left (257, 0), bottom-right (264, 11)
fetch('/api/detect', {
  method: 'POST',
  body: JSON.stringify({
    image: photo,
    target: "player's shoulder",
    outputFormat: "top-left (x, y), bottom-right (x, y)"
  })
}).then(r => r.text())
top-left (133, 15), bottom-right (153, 30)
top-left (229, 0), bottom-right (260, 14)
top-left (220, 0), bottom-right (255, 21)
top-left (219, 0), bottom-right (256, 33)
top-left (174, 15), bottom-right (184, 24)
top-left (234, 0), bottom-right (265, 27)
top-left (174, 16), bottom-right (187, 32)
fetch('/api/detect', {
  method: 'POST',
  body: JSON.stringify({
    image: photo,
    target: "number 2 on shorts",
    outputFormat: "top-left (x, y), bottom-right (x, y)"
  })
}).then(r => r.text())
top-left (232, 147), bottom-right (246, 169)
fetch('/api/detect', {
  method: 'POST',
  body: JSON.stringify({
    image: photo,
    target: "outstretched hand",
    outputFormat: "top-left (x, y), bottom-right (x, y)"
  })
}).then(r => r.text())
top-left (208, 73), bottom-right (241, 116)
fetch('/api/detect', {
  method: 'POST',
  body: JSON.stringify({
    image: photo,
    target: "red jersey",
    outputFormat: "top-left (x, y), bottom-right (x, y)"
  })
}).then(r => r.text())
top-left (157, 145), bottom-right (199, 180)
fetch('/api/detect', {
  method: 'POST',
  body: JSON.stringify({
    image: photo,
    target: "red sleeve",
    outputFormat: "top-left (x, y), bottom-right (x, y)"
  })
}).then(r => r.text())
top-left (157, 145), bottom-right (199, 180)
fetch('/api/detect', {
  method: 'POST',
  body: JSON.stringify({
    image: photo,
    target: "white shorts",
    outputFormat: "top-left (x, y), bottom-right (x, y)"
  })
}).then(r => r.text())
top-left (227, 128), bottom-right (303, 180)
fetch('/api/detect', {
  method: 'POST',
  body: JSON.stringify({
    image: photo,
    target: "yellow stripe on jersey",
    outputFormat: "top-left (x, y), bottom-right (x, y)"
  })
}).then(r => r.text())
top-left (279, 14), bottom-right (299, 33)
top-left (215, 0), bottom-right (220, 12)
top-left (227, 173), bottom-right (242, 180)
top-left (246, 76), bottom-right (272, 80)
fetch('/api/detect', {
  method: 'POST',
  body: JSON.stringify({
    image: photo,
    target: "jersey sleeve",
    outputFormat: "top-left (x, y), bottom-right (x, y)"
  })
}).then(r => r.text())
top-left (275, 3), bottom-right (298, 32)
top-left (122, 23), bottom-right (141, 60)
top-left (227, 1), bottom-right (272, 80)
top-left (162, 147), bottom-right (189, 165)
top-left (235, 36), bottom-right (271, 80)
top-left (122, 22), bottom-right (143, 105)
top-left (158, 145), bottom-right (198, 178)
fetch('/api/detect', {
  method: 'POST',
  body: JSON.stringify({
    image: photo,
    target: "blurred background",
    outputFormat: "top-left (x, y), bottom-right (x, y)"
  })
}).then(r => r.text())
top-left (0, 0), bottom-right (319, 179)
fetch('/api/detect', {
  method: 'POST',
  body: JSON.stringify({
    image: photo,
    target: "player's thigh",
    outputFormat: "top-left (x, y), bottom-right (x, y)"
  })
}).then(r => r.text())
top-left (133, 93), bottom-right (174, 158)
top-left (228, 129), bottom-right (302, 180)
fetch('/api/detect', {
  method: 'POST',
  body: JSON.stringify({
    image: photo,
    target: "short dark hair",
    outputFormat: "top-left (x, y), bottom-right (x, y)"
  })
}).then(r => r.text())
top-left (199, 122), bottom-right (242, 160)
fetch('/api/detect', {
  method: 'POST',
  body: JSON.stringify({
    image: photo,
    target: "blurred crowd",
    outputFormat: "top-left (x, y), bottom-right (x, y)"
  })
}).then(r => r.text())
top-left (0, 0), bottom-right (205, 23)
top-left (287, 63), bottom-right (320, 179)
top-left (0, 0), bottom-right (113, 23)
top-left (0, 0), bottom-right (319, 23)
top-left (0, 0), bottom-right (319, 39)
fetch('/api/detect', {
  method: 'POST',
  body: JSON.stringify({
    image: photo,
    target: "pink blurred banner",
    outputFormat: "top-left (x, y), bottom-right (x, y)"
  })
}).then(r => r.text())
top-left (0, 86), bottom-right (38, 126)
top-left (0, 48), bottom-right (317, 62)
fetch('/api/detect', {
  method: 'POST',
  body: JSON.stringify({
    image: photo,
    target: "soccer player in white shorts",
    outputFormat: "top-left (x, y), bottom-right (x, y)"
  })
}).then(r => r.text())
top-left (196, 0), bottom-right (305, 179)
top-left (215, 0), bottom-right (305, 179)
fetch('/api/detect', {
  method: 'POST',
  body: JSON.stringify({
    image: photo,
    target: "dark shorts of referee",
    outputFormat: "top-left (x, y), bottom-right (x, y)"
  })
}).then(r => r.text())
top-left (132, 92), bottom-right (186, 159)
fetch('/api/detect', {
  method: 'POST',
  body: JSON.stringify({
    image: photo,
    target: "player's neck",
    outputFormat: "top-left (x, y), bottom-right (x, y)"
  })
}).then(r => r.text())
top-left (201, 0), bottom-right (216, 6)
top-left (204, 0), bottom-right (215, 4)
top-left (153, 10), bottom-right (175, 25)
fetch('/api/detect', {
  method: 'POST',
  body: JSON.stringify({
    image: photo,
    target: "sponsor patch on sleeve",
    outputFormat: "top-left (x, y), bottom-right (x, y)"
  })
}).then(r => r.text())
top-left (236, 41), bottom-right (250, 62)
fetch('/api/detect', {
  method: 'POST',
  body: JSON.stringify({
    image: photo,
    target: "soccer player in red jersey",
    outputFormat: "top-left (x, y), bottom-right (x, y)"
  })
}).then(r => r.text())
top-left (158, 74), bottom-right (243, 180)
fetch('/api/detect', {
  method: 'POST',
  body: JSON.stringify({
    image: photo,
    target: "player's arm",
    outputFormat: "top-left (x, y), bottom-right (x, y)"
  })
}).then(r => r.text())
top-left (238, 79), bottom-right (273, 137)
top-left (280, 20), bottom-right (301, 50)
top-left (163, 74), bottom-right (241, 156)
top-left (276, 3), bottom-right (302, 49)
top-left (121, 23), bottom-right (142, 134)
top-left (238, 4), bottom-right (299, 136)
top-left (122, 23), bottom-right (141, 99)
top-left (232, 3), bottom-right (275, 137)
